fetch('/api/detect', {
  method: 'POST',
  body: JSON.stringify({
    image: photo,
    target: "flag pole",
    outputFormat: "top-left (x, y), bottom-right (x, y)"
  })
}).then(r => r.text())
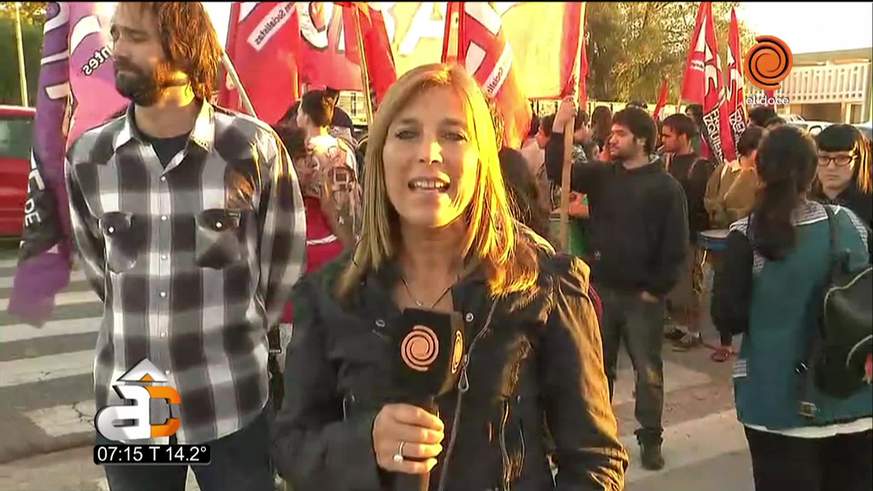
top-left (351, 7), bottom-right (374, 125)
top-left (559, 109), bottom-right (575, 254)
top-left (221, 51), bottom-right (257, 118)
top-left (14, 2), bottom-right (29, 107)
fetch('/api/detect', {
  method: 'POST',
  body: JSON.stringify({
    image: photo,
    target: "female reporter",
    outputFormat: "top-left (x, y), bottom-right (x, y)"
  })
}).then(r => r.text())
top-left (271, 64), bottom-right (627, 490)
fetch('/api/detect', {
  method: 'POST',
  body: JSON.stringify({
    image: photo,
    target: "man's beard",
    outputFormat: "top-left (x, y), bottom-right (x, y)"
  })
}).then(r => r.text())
top-left (114, 60), bottom-right (186, 106)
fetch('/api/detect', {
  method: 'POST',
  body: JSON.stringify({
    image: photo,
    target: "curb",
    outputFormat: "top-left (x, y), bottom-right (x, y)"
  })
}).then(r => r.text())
top-left (0, 431), bottom-right (93, 465)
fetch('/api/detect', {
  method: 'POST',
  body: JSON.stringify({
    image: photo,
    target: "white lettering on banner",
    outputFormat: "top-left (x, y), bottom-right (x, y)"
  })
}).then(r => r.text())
top-left (729, 110), bottom-right (746, 136)
top-left (44, 82), bottom-right (71, 101)
top-left (81, 46), bottom-right (112, 76)
top-left (398, 2), bottom-right (445, 55)
top-left (238, 2), bottom-right (259, 24)
top-left (702, 109), bottom-right (725, 163)
top-left (298, 2), bottom-right (334, 49)
top-left (465, 43), bottom-right (486, 74)
top-left (464, 2), bottom-right (502, 35)
top-left (69, 15), bottom-right (102, 54)
top-left (43, 2), bottom-right (70, 32)
top-left (492, 2), bottom-right (521, 16)
top-left (370, 3), bottom-right (397, 42)
top-left (23, 156), bottom-right (48, 229)
top-left (483, 43), bottom-right (513, 97)
top-left (248, 2), bottom-right (295, 51)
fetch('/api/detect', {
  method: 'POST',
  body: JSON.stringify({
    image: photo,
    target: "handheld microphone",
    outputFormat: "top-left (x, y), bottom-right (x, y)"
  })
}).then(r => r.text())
top-left (390, 309), bottom-right (466, 491)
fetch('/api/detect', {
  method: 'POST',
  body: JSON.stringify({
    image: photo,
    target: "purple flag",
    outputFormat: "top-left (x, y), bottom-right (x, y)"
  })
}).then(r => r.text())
top-left (8, 2), bottom-right (125, 325)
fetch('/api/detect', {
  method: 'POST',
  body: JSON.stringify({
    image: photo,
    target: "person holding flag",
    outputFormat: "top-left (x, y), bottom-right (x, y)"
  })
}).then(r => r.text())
top-left (547, 99), bottom-right (689, 471)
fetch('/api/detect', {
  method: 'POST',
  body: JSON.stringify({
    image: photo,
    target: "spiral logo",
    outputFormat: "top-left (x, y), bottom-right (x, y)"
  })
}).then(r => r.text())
top-left (451, 331), bottom-right (464, 374)
top-left (401, 326), bottom-right (439, 372)
top-left (745, 35), bottom-right (793, 91)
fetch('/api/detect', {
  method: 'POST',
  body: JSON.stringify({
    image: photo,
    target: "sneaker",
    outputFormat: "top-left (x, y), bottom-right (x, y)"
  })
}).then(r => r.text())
top-left (664, 325), bottom-right (687, 341)
top-left (672, 332), bottom-right (702, 351)
top-left (639, 440), bottom-right (665, 470)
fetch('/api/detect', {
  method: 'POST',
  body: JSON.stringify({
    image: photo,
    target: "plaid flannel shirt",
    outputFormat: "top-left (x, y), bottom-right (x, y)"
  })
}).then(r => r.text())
top-left (65, 101), bottom-right (306, 444)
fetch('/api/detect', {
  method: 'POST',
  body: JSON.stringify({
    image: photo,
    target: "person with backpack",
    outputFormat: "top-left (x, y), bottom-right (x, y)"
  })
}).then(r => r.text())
top-left (659, 114), bottom-right (715, 351)
top-left (712, 125), bottom-right (872, 491)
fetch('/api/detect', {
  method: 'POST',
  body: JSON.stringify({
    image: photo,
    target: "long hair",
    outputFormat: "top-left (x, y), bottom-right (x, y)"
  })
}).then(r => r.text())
top-left (336, 63), bottom-right (551, 301)
top-left (814, 124), bottom-right (872, 195)
top-left (300, 90), bottom-right (335, 128)
top-left (592, 105), bottom-right (612, 144)
top-left (752, 125), bottom-right (818, 260)
top-left (123, 3), bottom-right (222, 101)
top-left (498, 147), bottom-right (550, 241)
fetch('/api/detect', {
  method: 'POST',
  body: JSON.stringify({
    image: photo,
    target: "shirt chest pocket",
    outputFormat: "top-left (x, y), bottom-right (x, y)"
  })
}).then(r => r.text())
top-left (100, 211), bottom-right (142, 273)
top-left (194, 208), bottom-right (244, 269)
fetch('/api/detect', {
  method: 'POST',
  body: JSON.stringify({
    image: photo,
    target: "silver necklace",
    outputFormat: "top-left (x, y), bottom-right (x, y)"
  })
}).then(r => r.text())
top-left (400, 274), bottom-right (457, 309)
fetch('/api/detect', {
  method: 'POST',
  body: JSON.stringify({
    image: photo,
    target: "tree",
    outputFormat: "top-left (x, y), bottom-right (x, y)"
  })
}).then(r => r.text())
top-left (0, 2), bottom-right (47, 23)
top-left (0, 14), bottom-right (44, 105)
top-left (586, 2), bottom-right (756, 103)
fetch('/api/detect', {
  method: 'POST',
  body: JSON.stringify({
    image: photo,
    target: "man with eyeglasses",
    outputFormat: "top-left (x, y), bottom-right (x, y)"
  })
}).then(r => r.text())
top-left (812, 125), bottom-right (872, 246)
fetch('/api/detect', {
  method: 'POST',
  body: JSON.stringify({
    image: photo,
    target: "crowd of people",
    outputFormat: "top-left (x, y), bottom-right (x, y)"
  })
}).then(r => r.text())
top-left (62, 3), bottom-right (871, 491)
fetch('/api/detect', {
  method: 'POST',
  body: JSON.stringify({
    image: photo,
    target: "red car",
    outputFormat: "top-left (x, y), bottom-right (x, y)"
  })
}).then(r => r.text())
top-left (0, 105), bottom-right (35, 237)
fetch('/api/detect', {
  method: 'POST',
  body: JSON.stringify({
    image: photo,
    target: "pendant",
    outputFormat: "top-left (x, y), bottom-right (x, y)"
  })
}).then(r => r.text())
top-left (415, 300), bottom-right (424, 307)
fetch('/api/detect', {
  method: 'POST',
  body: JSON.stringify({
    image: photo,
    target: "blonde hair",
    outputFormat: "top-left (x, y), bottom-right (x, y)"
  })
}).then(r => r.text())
top-left (336, 63), bottom-right (552, 301)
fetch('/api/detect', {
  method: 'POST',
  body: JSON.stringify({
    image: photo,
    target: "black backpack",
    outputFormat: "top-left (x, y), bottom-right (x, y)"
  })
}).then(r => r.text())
top-left (799, 206), bottom-right (872, 415)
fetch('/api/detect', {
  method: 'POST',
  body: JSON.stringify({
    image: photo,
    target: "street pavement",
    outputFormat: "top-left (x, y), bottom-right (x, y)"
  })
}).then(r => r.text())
top-left (0, 242), bottom-right (754, 490)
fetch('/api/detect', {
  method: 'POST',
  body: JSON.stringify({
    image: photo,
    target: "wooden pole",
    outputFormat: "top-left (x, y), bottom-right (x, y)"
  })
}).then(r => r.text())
top-left (14, 2), bottom-right (28, 107)
top-left (221, 51), bottom-right (257, 118)
top-left (558, 116), bottom-right (575, 253)
top-left (351, 7), bottom-right (374, 126)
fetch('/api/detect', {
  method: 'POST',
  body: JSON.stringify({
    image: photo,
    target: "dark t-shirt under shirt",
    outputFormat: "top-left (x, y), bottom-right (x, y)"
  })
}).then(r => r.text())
top-left (145, 132), bottom-right (190, 168)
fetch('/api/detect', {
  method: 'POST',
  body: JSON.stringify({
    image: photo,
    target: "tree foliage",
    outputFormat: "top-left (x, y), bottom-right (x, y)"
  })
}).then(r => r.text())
top-left (587, 2), bottom-right (757, 103)
top-left (0, 15), bottom-right (44, 105)
top-left (0, 2), bottom-right (47, 23)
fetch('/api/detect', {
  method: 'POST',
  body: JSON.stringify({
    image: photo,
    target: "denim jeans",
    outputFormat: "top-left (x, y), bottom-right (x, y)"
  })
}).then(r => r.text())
top-left (97, 409), bottom-right (274, 491)
top-left (597, 285), bottom-right (665, 443)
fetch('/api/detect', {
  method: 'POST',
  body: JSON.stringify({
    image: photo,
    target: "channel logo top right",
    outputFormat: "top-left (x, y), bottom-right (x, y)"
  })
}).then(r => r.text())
top-left (745, 35), bottom-right (794, 91)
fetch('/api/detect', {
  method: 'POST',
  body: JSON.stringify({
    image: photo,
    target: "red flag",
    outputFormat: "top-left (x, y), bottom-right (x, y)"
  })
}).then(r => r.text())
top-left (296, 3), bottom-right (362, 92)
top-left (443, 2), bottom-right (532, 149)
top-left (578, 17), bottom-right (590, 109)
top-left (686, 3), bottom-right (736, 164)
top-left (339, 3), bottom-right (397, 106)
top-left (680, 2), bottom-right (708, 103)
top-left (218, 2), bottom-right (300, 124)
top-left (653, 78), bottom-right (669, 122)
top-left (725, 8), bottom-right (747, 146)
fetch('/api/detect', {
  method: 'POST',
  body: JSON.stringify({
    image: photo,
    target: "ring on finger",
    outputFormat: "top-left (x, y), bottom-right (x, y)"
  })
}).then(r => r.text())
top-left (393, 441), bottom-right (405, 464)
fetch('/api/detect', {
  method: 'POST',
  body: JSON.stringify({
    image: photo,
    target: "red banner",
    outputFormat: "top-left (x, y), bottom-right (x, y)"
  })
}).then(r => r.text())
top-left (653, 78), bottom-right (669, 122)
top-left (444, 2), bottom-right (532, 149)
top-left (686, 3), bottom-right (736, 164)
top-left (218, 2), bottom-right (301, 124)
top-left (680, 3), bottom-right (707, 104)
top-left (339, 3), bottom-right (397, 106)
top-left (578, 15), bottom-right (589, 109)
top-left (725, 8), bottom-right (747, 147)
top-left (296, 2), bottom-right (362, 92)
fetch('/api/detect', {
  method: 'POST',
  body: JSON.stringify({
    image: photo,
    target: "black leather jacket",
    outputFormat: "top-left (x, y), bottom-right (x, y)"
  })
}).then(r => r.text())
top-left (271, 252), bottom-right (628, 490)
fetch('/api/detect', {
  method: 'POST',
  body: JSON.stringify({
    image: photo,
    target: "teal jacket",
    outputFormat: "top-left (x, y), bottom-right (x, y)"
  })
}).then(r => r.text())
top-left (721, 202), bottom-right (871, 429)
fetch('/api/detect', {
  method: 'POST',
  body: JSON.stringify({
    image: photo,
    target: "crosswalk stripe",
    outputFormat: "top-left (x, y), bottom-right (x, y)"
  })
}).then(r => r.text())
top-left (0, 317), bottom-right (102, 343)
top-left (0, 350), bottom-right (93, 388)
top-left (0, 290), bottom-right (100, 311)
top-left (22, 401), bottom-right (96, 438)
top-left (0, 257), bottom-right (20, 269)
top-left (0, 271), bottom-right (87, 289)
top-left (623, 409), bottom-right (747, 483)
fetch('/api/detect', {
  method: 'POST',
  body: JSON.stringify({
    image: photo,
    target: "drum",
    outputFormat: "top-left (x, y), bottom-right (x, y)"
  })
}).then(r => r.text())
top-left (698, 229), bottom-right (730, 253)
